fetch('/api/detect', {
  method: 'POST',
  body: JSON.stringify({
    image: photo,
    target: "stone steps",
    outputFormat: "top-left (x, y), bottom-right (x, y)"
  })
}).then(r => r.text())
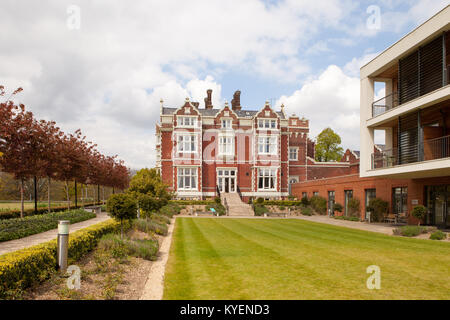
top-left (221, 193), bottom-right (254, 216)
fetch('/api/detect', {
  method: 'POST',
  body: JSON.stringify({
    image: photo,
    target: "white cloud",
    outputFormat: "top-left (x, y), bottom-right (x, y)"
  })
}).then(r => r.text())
top-left (0, 0), bottom-right (445, 169)
top-left (277, 64), bottom-right (361, 151)
top-left (343, 52), bottom-right (380, 77)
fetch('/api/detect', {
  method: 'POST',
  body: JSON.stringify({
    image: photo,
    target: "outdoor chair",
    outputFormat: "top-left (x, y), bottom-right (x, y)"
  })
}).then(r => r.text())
top-left (384, 213), bottom-right (396, 224)
top-left (397, 212), bottom-right (408, 224)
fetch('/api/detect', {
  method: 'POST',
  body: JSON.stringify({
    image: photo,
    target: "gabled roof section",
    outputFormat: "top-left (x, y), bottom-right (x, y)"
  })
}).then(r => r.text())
top-left (161, 105), bottom-right (285, 119)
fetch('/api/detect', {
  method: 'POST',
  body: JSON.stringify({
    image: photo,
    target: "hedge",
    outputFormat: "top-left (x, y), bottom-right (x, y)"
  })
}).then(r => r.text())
top-left (258, 200), bottom-right (303, 206)
top-left (0, 209), bottom-right (96, 242)
top-left (169, 200), bottom-right (215, 205)
top-left (0, 218), bottom-right (124, 299)
top-left (0, 201), bottom-right (103, 220)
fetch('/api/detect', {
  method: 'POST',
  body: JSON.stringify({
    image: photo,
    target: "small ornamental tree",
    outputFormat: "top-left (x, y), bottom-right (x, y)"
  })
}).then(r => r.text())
top-left (137, 193), bottom-right (167, 219)
top-left (310, 195), bottom-right (327, 215)
top-left (347, 198), bottom-right (361, 218)
top-left (368, 198), bottom-right (389, 222)
top-left (107, 193), bottom-right (137, 239)
top-left (411, 205), bottom-right (427, 226)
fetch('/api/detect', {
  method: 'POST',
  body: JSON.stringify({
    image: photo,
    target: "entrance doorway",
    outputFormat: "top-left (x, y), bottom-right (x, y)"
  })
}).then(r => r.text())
top-left (426, 185), bottom-right (450, 228)
top-left (217, 169), bottom-right (236, 193)
top-left (328, 191), bottom-right (335, 216)
top-left (344, 190), bottom-right (353, 217)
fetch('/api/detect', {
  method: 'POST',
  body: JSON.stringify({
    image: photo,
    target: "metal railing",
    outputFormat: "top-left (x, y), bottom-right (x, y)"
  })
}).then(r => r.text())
top-left (223, 197), bottom-right (229, 216)
top-left (371, 135), bottom-right (450, 169)
top-left (237, 185), bottom-right (243, 201)
top-left (423, 135), bottom-right (450, 161)
top-left (216, 185), bottom-right (220, 198)
top-left (372, 91), bottom-right (399, 117)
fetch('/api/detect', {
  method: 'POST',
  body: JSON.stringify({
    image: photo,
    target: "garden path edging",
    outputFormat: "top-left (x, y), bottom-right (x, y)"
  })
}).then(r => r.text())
top-left (139, 216), bottom-right (176, 300)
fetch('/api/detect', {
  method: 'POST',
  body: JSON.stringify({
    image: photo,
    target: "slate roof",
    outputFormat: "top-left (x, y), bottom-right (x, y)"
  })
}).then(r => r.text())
top-left (352, 150), bottom-right (360, 158)
top-left (162, 107), bottom-right (285, 119)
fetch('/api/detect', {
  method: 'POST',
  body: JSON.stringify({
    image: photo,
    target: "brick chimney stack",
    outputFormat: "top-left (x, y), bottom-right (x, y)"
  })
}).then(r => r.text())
top-left (231, 90), bottom-right (241, 111)
top-left (204, 89), bottom-right (213, 109)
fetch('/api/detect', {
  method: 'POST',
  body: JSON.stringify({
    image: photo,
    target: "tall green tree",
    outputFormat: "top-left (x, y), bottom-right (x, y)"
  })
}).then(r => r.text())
top-left (314, 127), bottom-right (344, 162)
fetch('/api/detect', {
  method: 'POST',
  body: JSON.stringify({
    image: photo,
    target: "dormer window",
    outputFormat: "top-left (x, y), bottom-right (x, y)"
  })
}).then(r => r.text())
top-left (258, 119), bottom-right (277, 129)
top-left (178, 116), bottom-right (197, 127)
top-left (222, 119), bottom-right (232, 129)
top-left (292, 120), bottom-right (297, 125)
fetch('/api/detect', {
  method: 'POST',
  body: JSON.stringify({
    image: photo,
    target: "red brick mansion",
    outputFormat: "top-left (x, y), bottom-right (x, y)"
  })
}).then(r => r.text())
top-left (155, 90), bottom-right (354, 201)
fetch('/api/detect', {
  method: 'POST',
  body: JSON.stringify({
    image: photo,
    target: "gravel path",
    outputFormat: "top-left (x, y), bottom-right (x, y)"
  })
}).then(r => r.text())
top-left (0, 211), bottom-right (111, 256)
top-left (140, 217), bottom-right (176, 300)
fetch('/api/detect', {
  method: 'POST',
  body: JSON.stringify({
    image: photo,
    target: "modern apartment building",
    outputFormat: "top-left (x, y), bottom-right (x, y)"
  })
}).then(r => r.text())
top-left (360, 5), bottom-right (450, 227)
top-left (155, 89), bottom-right (352, 202)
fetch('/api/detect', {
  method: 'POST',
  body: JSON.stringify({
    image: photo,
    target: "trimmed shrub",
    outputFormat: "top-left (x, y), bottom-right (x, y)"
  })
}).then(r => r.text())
top-left (429, 230), bottom-right (447, 240)
top-left (137, 194), bottom-right (167, 218)
top-left (300, 197), bottom-right (310, 206)
top-left (255, 197), bottom-right (264, 204)
top-left (278, 206), bottom-right (286, 211)
top-left (0, 209), bottom-right (96, 242)
top-left (411, 205), bottom-right (428, 226)
top-left (98, 234), bottom-right (158, 261)
top-left (301, 207), bottom-right (312, 216)
top-left (159, 203), bottom-right (182, 217)
top-left (214, 197), bottom-right (221, 204)
top-left (133, 218), bottom-right (168, 236)
top-left (262, 200), bottom-right (302, 206)
top-left (107, 194), bottom-right (137, 239)
top-left (368, 198), bottom-right (388, 222)
top-left (168, 200), bottom-right (215, 205)
top-left (253, 204), bottom-right (269, 216)
top-left (392, 226), bottom-right (427, 237)
top-left (152, 213), bottom-right (171, 225)
top-left (310, 196), bottom-right (327, 215)
top-left (0, 219), bottom-right (123, 299)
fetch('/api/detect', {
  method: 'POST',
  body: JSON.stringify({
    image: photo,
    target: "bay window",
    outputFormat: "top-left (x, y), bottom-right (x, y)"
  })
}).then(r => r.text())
top-left (258, 136), bottom-right (277, 155)
top-left (258, 168), bottom-right (277, 190)
top-left (177, 168), bottom-right (197, 190)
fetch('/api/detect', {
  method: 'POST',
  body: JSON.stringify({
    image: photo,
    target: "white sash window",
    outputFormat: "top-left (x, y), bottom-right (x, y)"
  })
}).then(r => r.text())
top-left (177, 168), bottom-right (197, 190)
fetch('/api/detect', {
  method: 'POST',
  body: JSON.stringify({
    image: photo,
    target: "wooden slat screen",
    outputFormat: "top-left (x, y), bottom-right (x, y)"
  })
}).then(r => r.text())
top-left (398, 112), bottom-right (419, 165)
top-left (399, 34), bottom-right (444, 105)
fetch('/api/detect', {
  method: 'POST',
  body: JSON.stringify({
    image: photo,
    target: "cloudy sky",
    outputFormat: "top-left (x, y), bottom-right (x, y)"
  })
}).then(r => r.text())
top-left (1, 0), bottom-right (448, 169)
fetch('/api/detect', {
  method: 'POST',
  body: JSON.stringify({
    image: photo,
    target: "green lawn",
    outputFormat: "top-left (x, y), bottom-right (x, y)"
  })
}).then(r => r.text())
top-left (163, 218), bottom-right (450, 300)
